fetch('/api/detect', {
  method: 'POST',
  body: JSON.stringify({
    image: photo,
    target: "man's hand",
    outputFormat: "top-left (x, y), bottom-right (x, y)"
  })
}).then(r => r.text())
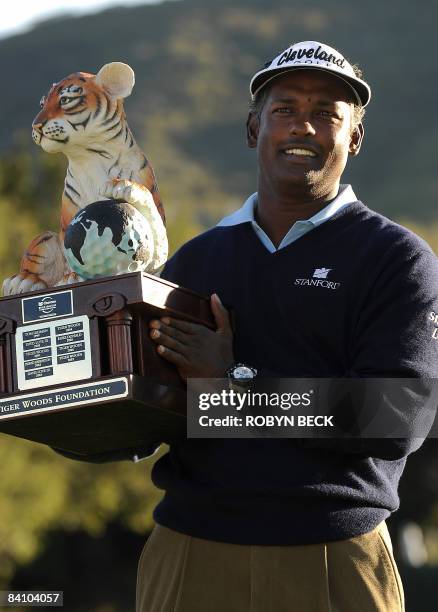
top-left (149, 293), bottom-right (234, 380)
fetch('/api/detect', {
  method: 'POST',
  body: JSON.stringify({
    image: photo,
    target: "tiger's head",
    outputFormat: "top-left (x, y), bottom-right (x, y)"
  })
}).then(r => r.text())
top-left (32, 62), bottom-right (135, 154)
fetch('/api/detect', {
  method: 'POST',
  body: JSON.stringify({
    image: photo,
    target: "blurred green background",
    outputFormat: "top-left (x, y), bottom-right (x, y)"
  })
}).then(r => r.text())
top-left (0, 0), bottom-right (438, 610)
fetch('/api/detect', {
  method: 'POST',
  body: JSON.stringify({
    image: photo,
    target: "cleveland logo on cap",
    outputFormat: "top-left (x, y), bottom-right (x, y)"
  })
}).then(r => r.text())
top-left (276, 44), bottom-right (346, 69)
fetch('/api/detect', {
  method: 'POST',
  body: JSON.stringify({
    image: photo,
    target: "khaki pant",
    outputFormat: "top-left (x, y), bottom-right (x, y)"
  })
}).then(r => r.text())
top-left (136, 522), bottom-right (405, 612)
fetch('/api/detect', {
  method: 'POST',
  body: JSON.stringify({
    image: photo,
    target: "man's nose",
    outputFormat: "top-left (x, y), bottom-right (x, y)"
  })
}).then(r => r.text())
top-left (289, 116), bottom-right (316, 137)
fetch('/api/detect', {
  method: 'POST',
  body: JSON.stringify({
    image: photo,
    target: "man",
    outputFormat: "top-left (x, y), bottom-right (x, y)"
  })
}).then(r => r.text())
top-left (136, 41), bottom-right (438, 611)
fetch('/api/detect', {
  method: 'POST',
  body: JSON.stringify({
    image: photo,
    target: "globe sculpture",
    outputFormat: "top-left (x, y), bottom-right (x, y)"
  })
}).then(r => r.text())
top-left (63, 199), bottom-right (155, 279)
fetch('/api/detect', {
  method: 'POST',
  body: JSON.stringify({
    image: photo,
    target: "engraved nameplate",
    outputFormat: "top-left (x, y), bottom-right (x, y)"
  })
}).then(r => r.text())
top-left (0, 378), bottom-right (128, 420)
top-left (21, 290), bottom-right (73, 324)
top-left (15, 315), bottom-right (92, 390)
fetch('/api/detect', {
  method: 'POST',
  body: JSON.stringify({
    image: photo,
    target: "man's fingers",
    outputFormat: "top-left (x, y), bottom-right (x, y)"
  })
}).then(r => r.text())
top-left (150, 328), bottom-right (189, 354)
top-left (150, 321), bottom-right (191, 345)
top-left (155, 343), bottom-right (189, 368)
top-left (211, 293), bottom-right (232, 335)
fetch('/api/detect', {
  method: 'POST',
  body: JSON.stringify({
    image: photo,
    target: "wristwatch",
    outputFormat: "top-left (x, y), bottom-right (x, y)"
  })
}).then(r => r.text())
top-left (226, 363), bottom-right (258, 380)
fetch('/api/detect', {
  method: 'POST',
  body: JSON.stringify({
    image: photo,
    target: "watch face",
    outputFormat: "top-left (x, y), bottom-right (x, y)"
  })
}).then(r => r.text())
top-left (233, 366), bottom-right (255, 379)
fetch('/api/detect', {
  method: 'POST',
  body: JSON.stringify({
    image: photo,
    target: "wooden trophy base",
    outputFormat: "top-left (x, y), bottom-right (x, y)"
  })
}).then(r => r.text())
top-left (0, 272), bottom-right (214, 461)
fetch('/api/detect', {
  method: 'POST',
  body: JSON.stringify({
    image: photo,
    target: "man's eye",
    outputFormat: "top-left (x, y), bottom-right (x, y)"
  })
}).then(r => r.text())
top-left (318, 110), bottom-right (339, 119)
top-left (273, 107), bottom-right (292, 114)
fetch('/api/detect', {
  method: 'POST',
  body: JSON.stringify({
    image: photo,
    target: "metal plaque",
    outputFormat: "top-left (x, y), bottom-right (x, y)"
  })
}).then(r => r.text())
top-left (15, 315), bottom-right (92, 390)
top-left (21, 290), bottom-right (73, 324)
top-left (0, 378), bottom-right (128, 420)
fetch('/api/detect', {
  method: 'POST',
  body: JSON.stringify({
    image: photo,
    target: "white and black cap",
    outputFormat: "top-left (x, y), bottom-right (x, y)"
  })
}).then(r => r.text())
top-left (250, 40), bottom-right (371, 107)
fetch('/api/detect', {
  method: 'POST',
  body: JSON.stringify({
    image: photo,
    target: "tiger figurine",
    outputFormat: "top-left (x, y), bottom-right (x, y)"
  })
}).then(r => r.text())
top-left (2, 61), bottom-right (168, 295)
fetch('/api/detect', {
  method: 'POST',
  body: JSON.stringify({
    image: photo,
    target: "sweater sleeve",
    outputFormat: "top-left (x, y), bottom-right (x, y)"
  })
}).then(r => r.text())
top-left (298, 246), bottom-right (438, 459)
top-left (349, 248), bottom-right (438, 378)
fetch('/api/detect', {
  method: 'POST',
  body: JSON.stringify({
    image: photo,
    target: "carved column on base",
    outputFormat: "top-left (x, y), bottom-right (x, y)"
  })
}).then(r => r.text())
top-left (105, 309), bottom-right (133, 374)
top-left (0, 318), bottom-right (15, 394)
top-left (0, 337), bottom-right (7, 394)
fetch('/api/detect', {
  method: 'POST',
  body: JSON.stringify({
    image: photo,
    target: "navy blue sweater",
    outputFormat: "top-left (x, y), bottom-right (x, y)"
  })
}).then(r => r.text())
top-left (152, 201), bottom-right (438, 545)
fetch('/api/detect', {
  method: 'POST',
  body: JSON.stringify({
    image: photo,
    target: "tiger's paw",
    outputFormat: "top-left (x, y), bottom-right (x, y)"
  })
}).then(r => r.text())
top-left (2, 273), bottom-right (48, 296)
top-left (100, 178), bottom-right (155, 212)
top-left (54, 272), bottom-right (84, 286)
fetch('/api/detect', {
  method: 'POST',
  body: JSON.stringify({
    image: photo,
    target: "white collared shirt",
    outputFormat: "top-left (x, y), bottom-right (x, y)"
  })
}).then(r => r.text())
top-left (217, 184), bottom-right (357, 253)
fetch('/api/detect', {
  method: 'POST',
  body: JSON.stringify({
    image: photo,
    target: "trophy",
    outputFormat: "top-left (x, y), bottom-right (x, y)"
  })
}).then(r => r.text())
top-left (0, 62), bottom-right (213, 461)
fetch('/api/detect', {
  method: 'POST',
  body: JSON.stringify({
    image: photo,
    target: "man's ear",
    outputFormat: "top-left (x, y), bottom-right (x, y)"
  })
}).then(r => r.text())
top-left (349, 123), bottom-right (364, 156)
top-left (246, 112), bottom-right (260, 149)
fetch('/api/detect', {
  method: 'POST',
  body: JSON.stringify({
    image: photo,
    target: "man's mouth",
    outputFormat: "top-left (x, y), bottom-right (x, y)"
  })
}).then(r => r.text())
top-left (283, 148), bottom-right (317, 158)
